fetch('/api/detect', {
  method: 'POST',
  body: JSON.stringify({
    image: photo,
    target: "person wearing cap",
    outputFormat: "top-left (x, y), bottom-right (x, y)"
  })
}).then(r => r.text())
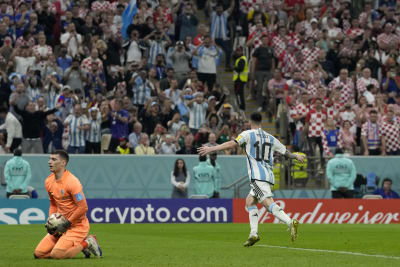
top-left (233, 46), bottom-right (248, 111)
top-left (4, 149), bottom-right (32, 198)
top-left (116, 137), bottom-right (132, 154)
top-left (170, 40), bottom-right (191, 84)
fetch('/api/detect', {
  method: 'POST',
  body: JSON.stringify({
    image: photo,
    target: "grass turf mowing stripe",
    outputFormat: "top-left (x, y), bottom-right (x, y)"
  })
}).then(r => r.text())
top-left (257, 245), bottom-right (400, 260)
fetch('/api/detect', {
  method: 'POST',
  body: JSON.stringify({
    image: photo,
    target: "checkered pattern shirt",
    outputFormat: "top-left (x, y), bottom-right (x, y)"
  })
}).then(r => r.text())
top-left (79, 7), bottom-right (88, 18)
top-left (346, 28), bottom-right (364, 40)
top-left (32, 45), bottom-right (53, 59)
top-left (15, 37), bottom-right (35, 48)
top-left (377, 33), bottom-right (400, 49)
top-left (240, 0), bottom-right (261, 13)
top-left (272, 35), bottom-right (289, 58)
top-left (281, 52), bottom-right (306, 74)
top-left (356, 77), bottom-right (379, 95)
top-left (328, 77), bottom-right (355, 104)
top-left (301, 47), bottom-right (320, 67)
top-left (80, 57), bottom-right (103, 73)
top-left (380, 119), bottom-right (400, 152)
top-left (91, 0), bottom-right (111, 12)
top-left (326, 103), bottom-right (342, 125)
top-left (248, 27), bottom-right (269, 49)
top-left (306, 109), bottom-right (327, 137)
top-left (291, 34), bottom-right (305, 50)
top-left (322, 133), bottom-right (334, 157)
top-left (342, 19), bottom-right (351, 32)
top-left (308, 29), bottom-right (321, 40)
top-left (292, 103), bottom-right (309, 131)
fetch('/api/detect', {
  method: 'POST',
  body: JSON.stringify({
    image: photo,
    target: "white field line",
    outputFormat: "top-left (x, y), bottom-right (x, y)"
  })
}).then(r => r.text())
top-left (257, 244), bottom-right (400, 260)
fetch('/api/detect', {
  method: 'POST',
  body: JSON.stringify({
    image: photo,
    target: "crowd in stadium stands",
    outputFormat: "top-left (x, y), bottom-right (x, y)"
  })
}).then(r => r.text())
top-left (0, 0), bottom-right (398, 158)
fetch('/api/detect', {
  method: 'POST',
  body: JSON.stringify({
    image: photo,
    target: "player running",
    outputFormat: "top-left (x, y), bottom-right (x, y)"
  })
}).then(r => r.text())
top-left (34, 150), bottom-right (102, 259)
top-left (198, 112), bottom-right (305, 247)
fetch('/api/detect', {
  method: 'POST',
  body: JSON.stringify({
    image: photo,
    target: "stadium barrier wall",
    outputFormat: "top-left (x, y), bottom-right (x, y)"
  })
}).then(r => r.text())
top-left (1, 199), bottom-right (399, 225)
top-left (0, 155), bottom-right (399, 199)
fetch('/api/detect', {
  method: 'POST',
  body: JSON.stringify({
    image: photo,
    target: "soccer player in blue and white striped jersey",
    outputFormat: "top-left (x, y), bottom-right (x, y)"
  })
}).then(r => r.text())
top-left (198, 112), bottom-right (305, 246)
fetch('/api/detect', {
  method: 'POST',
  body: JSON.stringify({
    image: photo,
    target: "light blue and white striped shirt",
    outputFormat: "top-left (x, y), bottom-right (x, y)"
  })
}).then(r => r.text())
top-left (86, 116), bottom-right (101, 143)
top-left (64, 114), bottom-right (89, 147)
top-left (132, 76), bottom-right (151, 105)
top-left (211, 11), bottom-right (229, 40)
top-left (235, 129), bottom-right (286, 185)
top-left (189, 101), bottom-right (208, 129)
top-left (148, 40), bottom-right (167, 66)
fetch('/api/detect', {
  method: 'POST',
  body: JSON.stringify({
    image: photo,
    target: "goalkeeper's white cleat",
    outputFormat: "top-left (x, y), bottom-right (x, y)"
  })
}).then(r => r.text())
top-left (290, 219), bottom-right (299, 242)
top-left (243, 234), bottom-right (260, 247)
top-left (86, 235), bottom-right (103, 258)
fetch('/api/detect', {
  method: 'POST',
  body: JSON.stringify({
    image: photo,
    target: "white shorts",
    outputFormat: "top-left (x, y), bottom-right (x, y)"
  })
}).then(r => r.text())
top-left (249, 180), bottom-right (273, 202)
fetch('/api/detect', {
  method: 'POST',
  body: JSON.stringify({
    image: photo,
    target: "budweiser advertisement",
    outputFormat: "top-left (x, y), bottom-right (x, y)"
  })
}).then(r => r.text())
top-left (232, 199), bottom-right (400, 224)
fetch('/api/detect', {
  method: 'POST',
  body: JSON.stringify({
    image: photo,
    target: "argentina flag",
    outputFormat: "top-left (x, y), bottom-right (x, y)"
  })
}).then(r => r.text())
top-left (121, 0), bottom-right (137, 39)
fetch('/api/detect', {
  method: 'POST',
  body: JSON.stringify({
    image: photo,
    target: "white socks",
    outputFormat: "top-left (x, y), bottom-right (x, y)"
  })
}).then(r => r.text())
top-left (247, 206), bottom-right (259, 236)
top-left (269, 202), bottom-right (291, 227)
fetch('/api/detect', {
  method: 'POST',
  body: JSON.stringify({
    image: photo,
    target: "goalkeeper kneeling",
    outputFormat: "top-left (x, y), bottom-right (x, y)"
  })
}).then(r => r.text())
top-left (33, 150), bottom-right (102, 259)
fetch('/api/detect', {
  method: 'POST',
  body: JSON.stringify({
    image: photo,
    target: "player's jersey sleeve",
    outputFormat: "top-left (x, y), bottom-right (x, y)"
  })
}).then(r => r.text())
top-left (66, 176), bottom-right (88, 225)
top-left (235, 130), bottom-right (250, 146)
top-left (272, 135), bottom-right (287, 155)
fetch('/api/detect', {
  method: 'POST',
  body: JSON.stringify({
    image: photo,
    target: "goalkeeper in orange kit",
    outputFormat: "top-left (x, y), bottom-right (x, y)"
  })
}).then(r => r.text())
top-left (34, 150), bottom-right (102, 259)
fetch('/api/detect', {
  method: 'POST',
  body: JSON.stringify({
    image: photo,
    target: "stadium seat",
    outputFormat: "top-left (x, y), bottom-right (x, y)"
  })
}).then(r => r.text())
top-left (8, 195), bottom-right (30, 199)
top-left (362, 194), bottom-right (383, 199)
top-left (190, 195), bottom-right (209, 199)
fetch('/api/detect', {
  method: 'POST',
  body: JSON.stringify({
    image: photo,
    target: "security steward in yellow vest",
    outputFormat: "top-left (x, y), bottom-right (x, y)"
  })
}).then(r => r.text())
top-left (233, 47), bottom-right (248, 111)
top-left (292, 152), bottom-right (308, 184)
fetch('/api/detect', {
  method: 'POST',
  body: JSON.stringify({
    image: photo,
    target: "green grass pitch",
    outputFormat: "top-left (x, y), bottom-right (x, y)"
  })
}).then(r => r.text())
top-left (0, 224), bottom-right (399, 267)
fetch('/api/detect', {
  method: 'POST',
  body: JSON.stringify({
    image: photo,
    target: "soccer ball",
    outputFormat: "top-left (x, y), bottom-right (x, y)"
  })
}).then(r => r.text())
top-left (46, 213), bottom-right (67, 231)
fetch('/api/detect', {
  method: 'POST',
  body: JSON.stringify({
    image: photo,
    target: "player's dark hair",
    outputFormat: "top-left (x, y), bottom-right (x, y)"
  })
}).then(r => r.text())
top-left (250, 112), bottom-right (262, 124)
top-left (51, 150), bottom-right (69, 164)
top-left (173, 158), bottom-right (187, 177)
top-left (199, 155), bottom-right (207, 162)
top-left (370, 109), bottom-right (378, 114)
top-left (14, 148), bottom-right (22, 157)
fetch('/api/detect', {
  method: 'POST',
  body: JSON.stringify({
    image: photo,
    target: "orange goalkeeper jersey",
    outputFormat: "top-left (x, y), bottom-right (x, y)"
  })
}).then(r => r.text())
top-left (45, 170), bottom-right (89, 227)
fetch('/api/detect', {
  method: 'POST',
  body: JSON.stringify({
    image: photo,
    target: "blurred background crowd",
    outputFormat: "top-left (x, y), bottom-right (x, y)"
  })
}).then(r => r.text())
top-left (0, 0), bottom-right (398, 159)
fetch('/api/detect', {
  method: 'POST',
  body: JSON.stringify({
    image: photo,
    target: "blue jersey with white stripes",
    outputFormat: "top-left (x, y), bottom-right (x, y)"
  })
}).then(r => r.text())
top-left (235, 128), bottom-right (286, 184)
